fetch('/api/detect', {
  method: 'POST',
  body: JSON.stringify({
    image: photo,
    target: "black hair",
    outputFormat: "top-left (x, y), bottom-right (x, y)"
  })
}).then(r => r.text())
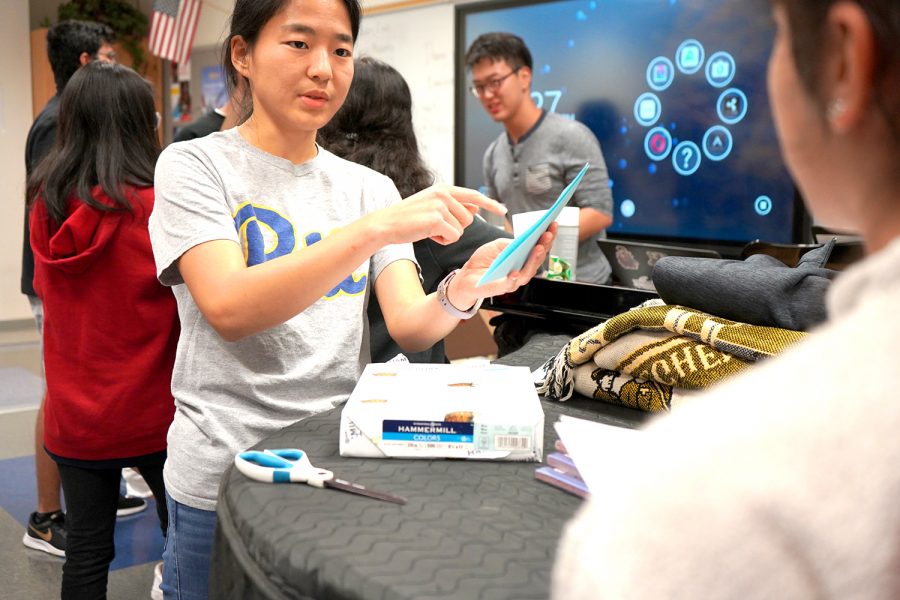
top-left (317, 57), bottom-right (433, 197)
top-left (26, 62), bottom-right (159, 227)
top-left (464, 32), bottom-right (533, 72)
top-left (222, 0), bottom-right (363, 123)
top-left (46, 20), bottom-right (115, 92)
top-left (775, 0), bottom-right (900, 136)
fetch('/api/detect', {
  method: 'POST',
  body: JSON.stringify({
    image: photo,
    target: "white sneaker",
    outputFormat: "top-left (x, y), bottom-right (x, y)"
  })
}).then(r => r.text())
top-left (150, 561), bottom-right (164, 600)
top-left (123, 467), bottom-right (153, 499)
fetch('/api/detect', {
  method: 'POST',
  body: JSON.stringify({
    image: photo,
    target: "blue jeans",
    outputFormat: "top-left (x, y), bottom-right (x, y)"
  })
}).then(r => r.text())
top-left (162, 492), bottom-right (218, 600)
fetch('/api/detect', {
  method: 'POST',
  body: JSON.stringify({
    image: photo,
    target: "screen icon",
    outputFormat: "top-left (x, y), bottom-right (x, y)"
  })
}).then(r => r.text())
top-left (646, 56), bottom-right (675, 91)
top-left (717, 88), bottom-right (748, 124)
top-left (702, 125), bottom-right (733, 161)
top-left (672, 140), bottom-right (701, 176)
top-left (754, 195), bottom-right (773, 216)
top-left (711, 60), bottom-right (729, 78)
top-left (639, 99), bottom-right (657, 121)
top-left (643, 126), bottom-right (672, 161)
top-left (681, 47), bottom-right (699, 68)
top-left (653, 64), bottom-right (668, 83)
top-left (705, 51), bottom-right (736, 87)
top-left (633, 92), bottom-right (661, 126)
top-left (676, 39), bottom-right (705, 74)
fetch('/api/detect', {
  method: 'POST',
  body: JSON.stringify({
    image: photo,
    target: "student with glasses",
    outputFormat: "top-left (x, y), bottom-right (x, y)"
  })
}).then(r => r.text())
top-left (465, 32), bottom-right (614, 286)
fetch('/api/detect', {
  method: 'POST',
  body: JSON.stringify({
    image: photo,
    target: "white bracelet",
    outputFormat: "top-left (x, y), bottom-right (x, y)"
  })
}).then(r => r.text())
top-left (437, 269), bottom-right (483, 320)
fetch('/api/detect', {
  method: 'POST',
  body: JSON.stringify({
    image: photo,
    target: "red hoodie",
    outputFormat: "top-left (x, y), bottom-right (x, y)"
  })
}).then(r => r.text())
top-left (30, 186), bottom-right (179, 461)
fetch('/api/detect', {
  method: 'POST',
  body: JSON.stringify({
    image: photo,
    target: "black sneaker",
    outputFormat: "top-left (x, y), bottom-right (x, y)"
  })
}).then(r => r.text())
top-left (117, 494), bottom-right (147, 518)
top-left (22, 510), bottom-right (66, 557)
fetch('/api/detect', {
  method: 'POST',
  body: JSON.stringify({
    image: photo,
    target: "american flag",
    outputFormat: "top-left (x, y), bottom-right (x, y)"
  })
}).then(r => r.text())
top-left (148, 0), bottom-right (202, 65)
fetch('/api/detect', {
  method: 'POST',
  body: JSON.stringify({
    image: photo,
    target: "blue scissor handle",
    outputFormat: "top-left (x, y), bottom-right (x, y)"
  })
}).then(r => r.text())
top-left (240, 451), bottom-right (291, 469)
top-left (235, 448), bottom-right (332, 487)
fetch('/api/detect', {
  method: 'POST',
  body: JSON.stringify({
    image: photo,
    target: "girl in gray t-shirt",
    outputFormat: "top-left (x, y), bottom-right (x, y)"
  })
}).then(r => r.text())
top-left (148, 1), bottom-right (556, 597)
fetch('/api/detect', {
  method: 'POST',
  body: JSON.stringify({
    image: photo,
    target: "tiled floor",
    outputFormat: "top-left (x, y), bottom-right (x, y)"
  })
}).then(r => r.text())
top-left (0, 322), bottom-right (161, 599)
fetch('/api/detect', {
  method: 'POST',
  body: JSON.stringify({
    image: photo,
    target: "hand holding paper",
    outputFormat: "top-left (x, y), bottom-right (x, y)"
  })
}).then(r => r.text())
top-left (442, 224), bottom-right (557, 309)
top-left (439, 163), bottom-right (590, 311)
top-left (477, 162), bottom-right (590, 287)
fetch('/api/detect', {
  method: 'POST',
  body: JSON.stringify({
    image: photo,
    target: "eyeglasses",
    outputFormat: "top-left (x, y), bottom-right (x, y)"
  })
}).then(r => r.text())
top-left (469, 68), bottom-right (520, 98)
top-left (95, 49), bottom-right (117, 62)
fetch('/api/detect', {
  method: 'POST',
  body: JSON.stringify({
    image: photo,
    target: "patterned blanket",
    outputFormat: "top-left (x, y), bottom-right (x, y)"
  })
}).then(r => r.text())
top-left (536, 304), bottom-right (806, 411)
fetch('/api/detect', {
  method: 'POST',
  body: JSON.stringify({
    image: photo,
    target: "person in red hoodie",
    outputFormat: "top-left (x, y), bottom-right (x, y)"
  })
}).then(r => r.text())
top-left (27, 60), bottom-right (179, 599)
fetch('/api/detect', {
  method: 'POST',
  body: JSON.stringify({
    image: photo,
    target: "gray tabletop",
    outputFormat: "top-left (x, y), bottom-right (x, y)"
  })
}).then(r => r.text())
top-left (210, 334), bottom-right (646, 600)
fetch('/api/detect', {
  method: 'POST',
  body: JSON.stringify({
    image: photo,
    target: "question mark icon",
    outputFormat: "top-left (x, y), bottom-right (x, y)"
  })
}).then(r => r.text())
top-left (672, 141), bottom-right (701, 175)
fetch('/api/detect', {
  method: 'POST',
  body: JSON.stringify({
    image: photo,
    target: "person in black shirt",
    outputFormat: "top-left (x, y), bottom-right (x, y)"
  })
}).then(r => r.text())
top-left (172, 106), bottom-right (226, 142)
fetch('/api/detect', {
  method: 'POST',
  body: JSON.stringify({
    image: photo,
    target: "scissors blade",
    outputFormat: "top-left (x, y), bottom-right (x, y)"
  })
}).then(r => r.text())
top-left (324, 477), bottom-right (407, 505)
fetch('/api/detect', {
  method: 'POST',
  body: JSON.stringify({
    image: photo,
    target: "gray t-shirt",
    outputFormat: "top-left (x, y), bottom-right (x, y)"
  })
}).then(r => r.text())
top-left (483, 111), bottom-right (613, 284)
top-left (149, 128), bottom-right (415, 510)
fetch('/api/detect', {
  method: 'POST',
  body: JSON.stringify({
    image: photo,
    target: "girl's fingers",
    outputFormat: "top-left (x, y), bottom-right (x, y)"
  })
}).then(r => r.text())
top-left (442, 195), bottom-right (476, 229)
top-left (429, 218), bottom-right (463, 245)
top-left (445, 186), bottom-right (507, 216)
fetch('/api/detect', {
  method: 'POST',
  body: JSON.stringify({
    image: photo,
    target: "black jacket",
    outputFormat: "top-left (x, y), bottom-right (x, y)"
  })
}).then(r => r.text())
top-left (173, 110), bottom-right (226, 143)
top-left (22, 95), bottom-right (60, 297)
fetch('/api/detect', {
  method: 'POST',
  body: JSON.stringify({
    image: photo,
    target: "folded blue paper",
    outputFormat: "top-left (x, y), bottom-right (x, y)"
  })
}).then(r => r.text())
top-left (476, 162), bottom-right (590, 287)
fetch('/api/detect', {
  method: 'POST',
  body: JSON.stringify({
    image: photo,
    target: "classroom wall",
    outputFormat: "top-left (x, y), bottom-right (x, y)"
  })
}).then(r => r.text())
top-left (1, 0), bottom-right (36, 322)
top-left (193, 0), bottom-right (234, 50)
top-left (356, 2), bottom-right (456, 184)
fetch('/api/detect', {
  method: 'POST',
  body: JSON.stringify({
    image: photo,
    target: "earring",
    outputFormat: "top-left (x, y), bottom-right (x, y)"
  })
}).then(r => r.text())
top-left (827, 98), bottom-right (847, 121)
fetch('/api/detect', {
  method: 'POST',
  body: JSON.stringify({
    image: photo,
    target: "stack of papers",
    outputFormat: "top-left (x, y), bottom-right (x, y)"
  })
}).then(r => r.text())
top-left (340, 363), bottom-right (545, 461)
top-left (534, 440), bottom-right (590, 498)
top-left (535, 416), bottom-right (640, 497)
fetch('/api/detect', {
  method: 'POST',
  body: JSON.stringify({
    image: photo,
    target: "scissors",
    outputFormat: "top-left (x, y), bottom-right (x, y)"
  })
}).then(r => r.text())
top-left (234, 448), bottom-right (407, 505)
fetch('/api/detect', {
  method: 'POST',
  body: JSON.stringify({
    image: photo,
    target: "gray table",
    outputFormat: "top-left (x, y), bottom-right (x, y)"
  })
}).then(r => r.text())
top-left (210, 334), bottom-right (646, 600)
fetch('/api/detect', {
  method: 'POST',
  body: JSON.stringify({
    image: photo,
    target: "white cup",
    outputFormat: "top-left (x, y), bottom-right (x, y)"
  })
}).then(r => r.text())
top-left (511, 206), bottom-right (579, 281)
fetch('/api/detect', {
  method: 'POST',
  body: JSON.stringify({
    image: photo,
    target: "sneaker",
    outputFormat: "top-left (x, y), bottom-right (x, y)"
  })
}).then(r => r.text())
top-left (22, 510), bottom-right (66, 557)
top-left (150, 561), bottom-right (164, 600)
top-left (122, 467), bottom-right (153, 499)
top-left (116, 494), bottom-right (147, 518)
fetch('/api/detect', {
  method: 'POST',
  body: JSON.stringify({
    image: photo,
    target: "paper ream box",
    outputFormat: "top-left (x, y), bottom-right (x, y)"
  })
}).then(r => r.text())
top-left (340, 363), bottom-right (544, 461)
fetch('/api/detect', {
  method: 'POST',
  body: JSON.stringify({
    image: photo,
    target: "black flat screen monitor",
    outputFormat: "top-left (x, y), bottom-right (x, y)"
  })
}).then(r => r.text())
top-left (456, 0), bottom-right (809, 249)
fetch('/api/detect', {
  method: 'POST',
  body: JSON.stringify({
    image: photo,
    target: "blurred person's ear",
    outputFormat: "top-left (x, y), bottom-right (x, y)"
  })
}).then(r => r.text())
top-left (517, 66), bottom-right (532, 92)
top-left (79, 51), bottom-right (91, 66)
top-left (823, 2), bottom-right (877, 134)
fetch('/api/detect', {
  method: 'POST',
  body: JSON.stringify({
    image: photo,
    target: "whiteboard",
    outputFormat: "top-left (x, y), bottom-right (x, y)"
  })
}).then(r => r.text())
top-left (356, 3), bottom-right (456, 185)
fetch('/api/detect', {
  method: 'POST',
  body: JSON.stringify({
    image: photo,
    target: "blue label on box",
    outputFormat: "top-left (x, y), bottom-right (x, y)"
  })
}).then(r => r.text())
top-left (383, 420), bottom-right (474, 443)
